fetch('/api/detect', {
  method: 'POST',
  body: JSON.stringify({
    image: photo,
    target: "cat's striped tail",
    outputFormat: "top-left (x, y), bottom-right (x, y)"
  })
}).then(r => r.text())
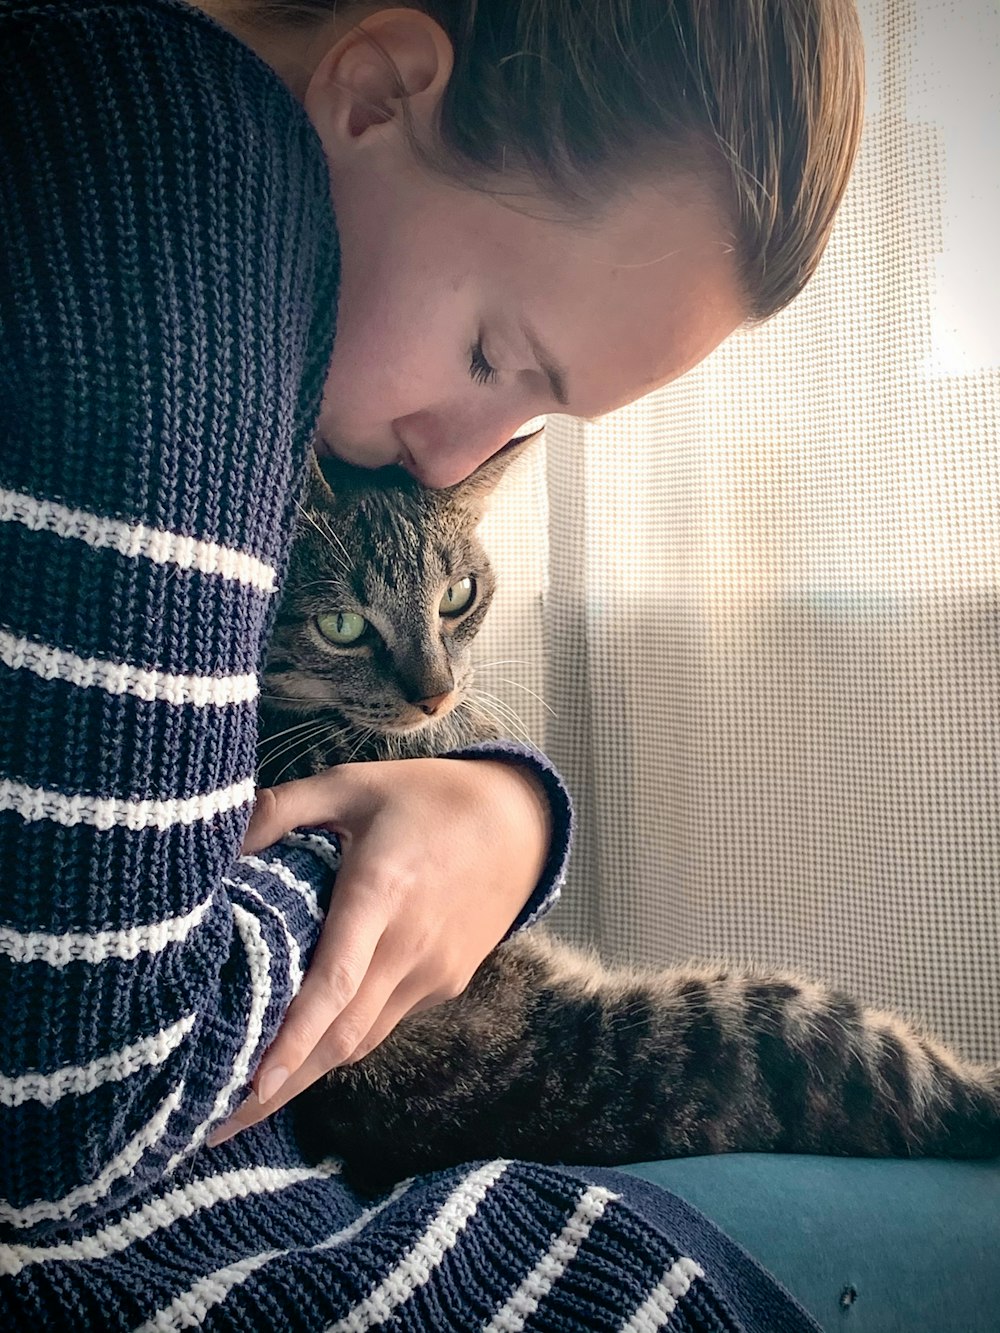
top-left (296, 931), bottom-right (1000, 1189)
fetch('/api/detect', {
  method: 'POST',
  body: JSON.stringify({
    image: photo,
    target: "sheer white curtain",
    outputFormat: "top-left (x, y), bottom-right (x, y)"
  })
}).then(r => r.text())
top-left (475, 0), bottom-right (1000, 1062)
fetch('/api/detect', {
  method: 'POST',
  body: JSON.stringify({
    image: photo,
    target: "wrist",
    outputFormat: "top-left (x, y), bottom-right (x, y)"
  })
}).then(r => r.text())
top-left (442, 741), bottom-right (575, 935)
top-left (473, 758), bottom-right (553, 899)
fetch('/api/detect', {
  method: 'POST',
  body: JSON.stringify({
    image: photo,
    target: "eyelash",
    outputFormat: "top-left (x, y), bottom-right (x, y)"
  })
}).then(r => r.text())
top-left (469, 338), bottom-right (499, 386)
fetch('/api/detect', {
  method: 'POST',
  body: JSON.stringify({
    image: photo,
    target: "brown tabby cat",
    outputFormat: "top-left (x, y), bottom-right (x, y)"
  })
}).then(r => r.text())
top-left (259, 449), bottom-right (1000, 1194)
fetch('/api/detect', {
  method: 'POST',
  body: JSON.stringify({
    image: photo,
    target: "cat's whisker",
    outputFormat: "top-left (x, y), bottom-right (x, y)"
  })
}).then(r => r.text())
top-left (466, 691), bottom-right (532, 745)
top-left (345, 726), bottom-right (381, 766)
top-left (265, 717), bottom-right (358, 783)
top-left (256, 692), bottom-right (326, 706)
top-left (462, 696), bottom-right (507, 732)
top-left (258, 728), bottom-right (345, 770)
top-left (295, 503), bottom-right (352, 572)
top-left (268, 745), bottom-right (320, 786)
top-left (285, 577), bottom-right (351, 595)
top-left (260, 735), bottom-right (328, 779)
top-left (472, 657), bottom-right (534, 673)
top-left (260, 720), bottom-right (352, 773)
top-left (311, 508), bottom-right (354, 572)
top-left (495, 677), bottom-right (557, 719)
top-left (321, 526), bottom-right (354, 572)
top-left (472, 688), bottom-right (530, 733)
top-left (257, 714), bottom-right (330, 748)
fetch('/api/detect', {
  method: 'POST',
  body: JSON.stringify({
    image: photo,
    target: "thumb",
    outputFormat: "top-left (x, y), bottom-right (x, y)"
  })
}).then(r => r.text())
top-left (240, 772), bottom-right (349, 854)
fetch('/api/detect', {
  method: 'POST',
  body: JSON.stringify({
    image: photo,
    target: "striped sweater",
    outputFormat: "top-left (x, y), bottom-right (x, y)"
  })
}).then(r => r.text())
top-left (0, 2), bottom-right (819, 1328)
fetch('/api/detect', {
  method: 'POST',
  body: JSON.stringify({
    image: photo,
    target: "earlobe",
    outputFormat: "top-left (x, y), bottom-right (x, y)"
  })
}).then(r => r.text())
top-left (304, 9), bottom-right (453, 157)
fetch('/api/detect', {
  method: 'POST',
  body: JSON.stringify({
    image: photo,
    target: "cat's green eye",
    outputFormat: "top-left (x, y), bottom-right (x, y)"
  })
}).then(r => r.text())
top-left (439, 576), bottom-right (475, 617)
top-left (315, 611), bottom-right (367, 645)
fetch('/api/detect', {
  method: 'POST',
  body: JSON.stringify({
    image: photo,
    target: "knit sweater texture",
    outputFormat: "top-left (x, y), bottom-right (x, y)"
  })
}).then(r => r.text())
top-left (0, 2), bottom-right (819, 1328)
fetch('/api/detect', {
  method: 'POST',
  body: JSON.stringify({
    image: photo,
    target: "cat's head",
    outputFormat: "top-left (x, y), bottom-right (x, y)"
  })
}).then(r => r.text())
top-left (259, 441), bottom-right (527, 778)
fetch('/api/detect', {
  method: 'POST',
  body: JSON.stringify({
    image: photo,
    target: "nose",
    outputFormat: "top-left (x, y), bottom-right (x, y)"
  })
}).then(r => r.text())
top-left (415, 692), bottom-right (452, 717)
top-left (394, 414), bottom-right (529, 489)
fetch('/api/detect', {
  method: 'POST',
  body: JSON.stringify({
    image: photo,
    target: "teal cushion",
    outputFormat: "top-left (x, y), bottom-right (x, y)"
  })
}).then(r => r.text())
top-left (619, 1155), bottom-right (1000, 1332)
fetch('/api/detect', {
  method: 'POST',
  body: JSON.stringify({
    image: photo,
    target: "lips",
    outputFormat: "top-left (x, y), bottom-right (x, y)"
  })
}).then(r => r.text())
top-left (391, 429), bottom-right (420, 477)
top-left (395, 445), bottom-right (420, 478)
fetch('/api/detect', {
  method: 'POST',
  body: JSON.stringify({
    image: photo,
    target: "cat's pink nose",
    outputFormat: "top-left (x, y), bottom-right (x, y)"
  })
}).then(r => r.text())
top-left (416, 693), bottom-right (451, 717)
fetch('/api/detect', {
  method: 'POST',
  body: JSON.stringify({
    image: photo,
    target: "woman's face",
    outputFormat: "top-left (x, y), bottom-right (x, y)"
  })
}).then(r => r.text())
top-left (305, 9), bottom-right (747, 488)
top-left (314, 166), bottom-right (746, 488)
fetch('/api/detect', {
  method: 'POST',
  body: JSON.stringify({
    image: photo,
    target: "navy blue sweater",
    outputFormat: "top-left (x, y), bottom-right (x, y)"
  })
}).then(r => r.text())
top-left (0, 2), bottom-right (819, 1328)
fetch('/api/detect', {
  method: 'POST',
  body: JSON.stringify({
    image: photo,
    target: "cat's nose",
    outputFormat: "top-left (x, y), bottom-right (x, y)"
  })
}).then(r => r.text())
top-left (416, 692), bottom-right (451, 717)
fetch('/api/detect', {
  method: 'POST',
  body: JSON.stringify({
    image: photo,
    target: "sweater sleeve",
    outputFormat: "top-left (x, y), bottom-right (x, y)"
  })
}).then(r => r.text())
top-left (0, 1), bottom-right (340, 1240)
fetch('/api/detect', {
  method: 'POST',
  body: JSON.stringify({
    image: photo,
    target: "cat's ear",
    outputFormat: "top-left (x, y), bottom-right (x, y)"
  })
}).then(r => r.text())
top-left (446, 429), bottom-right (542, 514)
top-left (304, 448), bottom-right (335, 505)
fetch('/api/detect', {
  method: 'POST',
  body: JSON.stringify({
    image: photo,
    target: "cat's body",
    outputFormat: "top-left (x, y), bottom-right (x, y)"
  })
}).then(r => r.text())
top-left (260, 452), bottom-right (1000, 1194)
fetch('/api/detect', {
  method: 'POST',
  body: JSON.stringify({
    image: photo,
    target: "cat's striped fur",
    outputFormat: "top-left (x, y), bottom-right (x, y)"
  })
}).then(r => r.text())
top-left (262, 452), bottom-right (1000, 1193)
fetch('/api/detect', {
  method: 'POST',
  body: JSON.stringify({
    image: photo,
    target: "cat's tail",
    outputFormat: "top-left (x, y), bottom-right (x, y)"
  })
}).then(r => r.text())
top-left (297, 931), bottom-right (1000, 1189)
top-left (516, 935), bottom-right (1000, 1164)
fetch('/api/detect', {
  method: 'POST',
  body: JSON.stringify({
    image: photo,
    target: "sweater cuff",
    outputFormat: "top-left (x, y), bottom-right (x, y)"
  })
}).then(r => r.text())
top-left (443, 740), bottom-right (574, 936)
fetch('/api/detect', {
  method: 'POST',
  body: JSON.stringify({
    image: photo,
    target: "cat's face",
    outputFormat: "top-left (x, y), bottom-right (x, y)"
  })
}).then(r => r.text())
top-left (261, 452), bottom-right (512, 773)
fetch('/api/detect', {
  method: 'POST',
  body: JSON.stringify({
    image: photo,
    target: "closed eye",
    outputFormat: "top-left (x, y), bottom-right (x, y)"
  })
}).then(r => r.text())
top-left (469, 337), bottom-right (499, 386)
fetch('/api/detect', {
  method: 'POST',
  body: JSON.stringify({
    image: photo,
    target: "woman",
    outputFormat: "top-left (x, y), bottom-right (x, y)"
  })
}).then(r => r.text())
top-left (0, 1), bottom-right (863, 1327)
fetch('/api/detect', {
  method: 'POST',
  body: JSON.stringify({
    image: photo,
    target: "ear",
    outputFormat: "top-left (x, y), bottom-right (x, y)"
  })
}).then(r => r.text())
top-left (444, 429), bottom-right (544, 516)
top-left (303, 449), bottom-right (334, 508)
top-left (303, 8), bottom-right (453, 159)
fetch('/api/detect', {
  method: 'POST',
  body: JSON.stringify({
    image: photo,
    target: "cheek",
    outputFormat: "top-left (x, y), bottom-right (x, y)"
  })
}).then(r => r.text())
top-left (323, 255), bottom-right (471, 431)
top-left (321, 304), bottom-right (447, 437)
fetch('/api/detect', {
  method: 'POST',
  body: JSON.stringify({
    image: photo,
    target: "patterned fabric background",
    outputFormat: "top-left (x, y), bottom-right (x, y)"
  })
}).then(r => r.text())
top-left (474, 0), bottom-right (1000, 1062)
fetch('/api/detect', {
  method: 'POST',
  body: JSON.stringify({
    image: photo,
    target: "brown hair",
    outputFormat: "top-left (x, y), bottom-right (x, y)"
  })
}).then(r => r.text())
top-left (243, 0), bottom-right (865, 321)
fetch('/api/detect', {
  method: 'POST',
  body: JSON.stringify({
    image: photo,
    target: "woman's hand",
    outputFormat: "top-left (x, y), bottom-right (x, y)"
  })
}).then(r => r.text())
top-left (206, 756), bottom-right (551, 1146)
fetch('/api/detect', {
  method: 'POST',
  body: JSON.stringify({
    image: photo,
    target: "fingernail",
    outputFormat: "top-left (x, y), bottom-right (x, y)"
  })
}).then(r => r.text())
top-left (207, 1122), bottom-right (238, 1148)
top-left (257, 1064), bottom-right (290, 1105)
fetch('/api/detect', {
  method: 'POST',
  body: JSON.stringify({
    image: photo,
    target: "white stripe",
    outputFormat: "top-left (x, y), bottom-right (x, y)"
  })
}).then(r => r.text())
top-left (226, 878), bottom-right (304, 994)
top-left (280, 830), bottom-right (343, 875)
top-left (0, 1082), bottom-right (185, 1229)
top-left (0, 486), bottom-right (276, 591)
top-left (0, 1014), bottom-right (195, 1107)
top-left (0, 894), bottom-right (213, 966)
top-left (237, 853), bottom-right (325, 921)
top-left (0, 627), bottom-right (259, 708)
top-left (132, 1178), bottom-right (411, 1332)
top-left (166, 904), bottom-right (273, 1171)
top-left (0, 774), bottom-right (254, 832)
top-left (326, 1160), bottom-right (511, 1332)
top-left (0, 1161), bottom-right (343, 1279)
top-left (619, 1256), bottom-right (706, 1333)
top-left (483, 1184), bottom-right (620, 1332)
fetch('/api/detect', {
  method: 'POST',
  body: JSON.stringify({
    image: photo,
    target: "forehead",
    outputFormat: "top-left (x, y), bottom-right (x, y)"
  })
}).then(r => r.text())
top-left (474, 179), bottom-right (746, 416)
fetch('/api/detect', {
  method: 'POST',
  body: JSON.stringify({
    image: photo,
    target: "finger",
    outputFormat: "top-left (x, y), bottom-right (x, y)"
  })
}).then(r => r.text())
top-left (291, 939), bottom-right (407, 1072)
top-left (340, 986), bottom-right (429, 1065)
top-left (207, 970), bottom-right (415, 1148)
top-left (251, 884), bottom-right (387, 1104)
top-left (241, 770), bottom-right (351, 854)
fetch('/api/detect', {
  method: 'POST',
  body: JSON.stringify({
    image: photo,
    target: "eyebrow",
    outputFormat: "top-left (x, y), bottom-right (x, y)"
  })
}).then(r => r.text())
top-left (520, 319), bottom-right (570, 407)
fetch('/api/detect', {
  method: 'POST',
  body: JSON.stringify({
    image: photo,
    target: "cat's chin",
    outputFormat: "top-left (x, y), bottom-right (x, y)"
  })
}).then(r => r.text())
top-left (380, 700), bottom-right (467, 736)
top-left (386, 713), bottom-right (449, 735)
